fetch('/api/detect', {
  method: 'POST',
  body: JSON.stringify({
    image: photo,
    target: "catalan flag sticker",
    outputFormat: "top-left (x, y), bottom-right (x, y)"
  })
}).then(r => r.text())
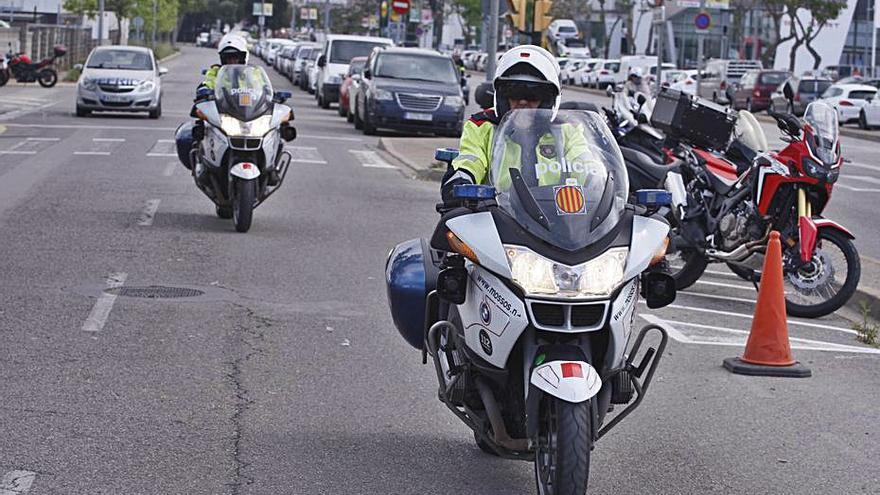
top-left (239, 93), bottom-right (252, 106)
top-left (554, 185), bottom-right (586, 215)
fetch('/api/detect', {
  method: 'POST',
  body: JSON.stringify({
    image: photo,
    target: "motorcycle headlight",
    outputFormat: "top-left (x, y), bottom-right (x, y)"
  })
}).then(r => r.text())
top-left (504, 245), bottom-right (628, 298)
top-left (445, 96), bottom-right (463, 107)
top-left (372, 88), bottom-right (393, 101)
top-left (802, 157), bottom-right (826, 180)
top-left (137, 80), bottom-right (156, 92)
top-left (80, 78), bottom-right (97, 91)
top-left (220, 115), bottom-right (273, 137)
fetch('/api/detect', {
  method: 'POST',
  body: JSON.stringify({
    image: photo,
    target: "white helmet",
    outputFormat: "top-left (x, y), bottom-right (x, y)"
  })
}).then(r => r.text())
top-left (493, 45), bottom-right (561, 118)
top-left (217, 33), bottom-right (249, 65)
top-left (628, 67), bottom-right (644, 80)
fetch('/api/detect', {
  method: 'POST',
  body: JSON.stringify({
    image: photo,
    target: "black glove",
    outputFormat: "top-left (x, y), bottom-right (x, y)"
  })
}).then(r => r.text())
top-left (440, 167), bottom-right (476, 205)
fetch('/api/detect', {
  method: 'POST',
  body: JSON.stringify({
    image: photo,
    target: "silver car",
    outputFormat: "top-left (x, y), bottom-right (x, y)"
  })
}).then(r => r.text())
top-left (76, 45), bottom-right (166, 118)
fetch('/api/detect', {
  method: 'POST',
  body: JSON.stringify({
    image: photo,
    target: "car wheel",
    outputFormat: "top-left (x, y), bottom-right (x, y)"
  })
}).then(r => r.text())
top-left (149, 102), bottom-right (162, 119)
top-left (320, 90), bottom-right (331, 109)
top-left (75, 105), bottom-right (90, 117)
top-left (346, 106), bottom-right (354, 123)
top-left (362, 109), bottom-right (376, 135)
top-left (354, 102), bottom-right (363, 130)
top-left (860, 110), bottom-right (871, 130)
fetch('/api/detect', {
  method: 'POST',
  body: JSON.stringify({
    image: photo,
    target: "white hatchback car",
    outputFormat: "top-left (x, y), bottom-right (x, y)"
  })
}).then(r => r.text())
top-left (858, 93), bottom-right (880, 129)
top-left (76, 45), bottom-right (166, 118)
top-left (820, 83), bottom-right (876, 123)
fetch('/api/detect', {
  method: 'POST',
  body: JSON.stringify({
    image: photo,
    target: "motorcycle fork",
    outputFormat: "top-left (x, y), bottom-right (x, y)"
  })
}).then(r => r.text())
top-left (796, 187), bottom-right (818, 263)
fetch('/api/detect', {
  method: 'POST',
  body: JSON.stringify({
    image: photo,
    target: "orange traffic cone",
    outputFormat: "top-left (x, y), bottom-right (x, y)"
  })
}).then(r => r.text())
top-left (723, 231), bottom-right (811, 377)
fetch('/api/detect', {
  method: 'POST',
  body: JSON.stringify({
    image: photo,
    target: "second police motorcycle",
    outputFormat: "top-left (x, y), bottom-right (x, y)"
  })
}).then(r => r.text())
top-left (387, 108), bottom-right (677, 495)
top-left (177, 65), bottom-right (297, 232)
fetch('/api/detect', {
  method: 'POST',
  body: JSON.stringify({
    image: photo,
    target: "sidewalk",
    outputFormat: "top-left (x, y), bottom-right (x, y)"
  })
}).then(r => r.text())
top-left (379, 133), bottom-right (880, 319)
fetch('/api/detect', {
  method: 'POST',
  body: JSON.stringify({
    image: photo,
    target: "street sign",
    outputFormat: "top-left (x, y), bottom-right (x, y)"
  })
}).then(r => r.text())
top-left (391, 0), bottom-right (410, 15)
top-left (253, 2), bottom-right (273, 17)
top-left (694, 12), bottom-right (711, 30)
top-left (309, 7), bottom-right (318, 20)
top-left (132, 16), bottom-right (144, 29)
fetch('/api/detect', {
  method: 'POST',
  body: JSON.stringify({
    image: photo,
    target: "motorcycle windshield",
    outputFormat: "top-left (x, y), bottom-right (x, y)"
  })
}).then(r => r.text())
top-left (803, 101), bottom-right (840, 165)
top-left (489, 109), bottom-right (629, 252)
top-left (213, 65), bottom-right (274, 122)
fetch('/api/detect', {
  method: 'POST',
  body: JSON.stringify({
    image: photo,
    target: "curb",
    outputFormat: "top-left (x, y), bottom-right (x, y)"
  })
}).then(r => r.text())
top-left (849, 256), bottom-right (880, 316)
top-left (158, 50), bottom-right (182, 63)
top-left (377, 137), bottom-right (445, 181)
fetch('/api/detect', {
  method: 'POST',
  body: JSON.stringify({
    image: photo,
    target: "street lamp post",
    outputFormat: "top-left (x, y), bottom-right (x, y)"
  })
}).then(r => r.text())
top-left (98, 0), bottom-right (105, 45)
top-left (486, 0), bottom-right (499, 80)
top-left (151, 0), bottom-right (157, 49)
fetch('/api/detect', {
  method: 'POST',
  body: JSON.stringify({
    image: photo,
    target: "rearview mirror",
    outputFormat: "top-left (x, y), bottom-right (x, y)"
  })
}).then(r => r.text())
top-left (636, 93), bottom-right (647, 105)
top-left (474, 81), bottom-right (494, 109)
top-left (158, 66), bottom-right (168, 76)
top-left (363, 68), bottom-right (371, 79)
top-left (281, 124), bottom-right (297, 142)
top-left (317, 55), bottom-right (326, 67)
top-left (641, 272), bottom-right (676, 309)
top-left (606, 85), bottom-right (614, 97)
top-left (74, 63), bottom-right (83, 71)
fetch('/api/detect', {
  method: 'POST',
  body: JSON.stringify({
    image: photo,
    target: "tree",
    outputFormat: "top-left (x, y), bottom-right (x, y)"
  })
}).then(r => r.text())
top-left (64, 0), bottom-right (137, 44)
top-left (450, 0), bottom-right (480, 46)
top-left (788, 0), bottom-right (845, 70)
top-left (551, 0), bottom-right (587, 20)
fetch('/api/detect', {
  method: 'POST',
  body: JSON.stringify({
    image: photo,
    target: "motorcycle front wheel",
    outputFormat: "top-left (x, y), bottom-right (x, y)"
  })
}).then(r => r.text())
top-left (726, 230), bottom-right (860, 318)
top-left (38, 69), bottom-right (57, 88)
top-left (534, 396), bottom-right (591, 495)
top-left (232, 179), bottom-right (255, 233)
top-left (0, 69), bottom-right (9, 87)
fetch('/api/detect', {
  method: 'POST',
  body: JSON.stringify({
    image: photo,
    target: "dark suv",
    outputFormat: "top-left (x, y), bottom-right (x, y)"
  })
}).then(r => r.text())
top-left (730, 69), bottom-right (790, 112)
top-left (353, 47), bottom-right (465, 136)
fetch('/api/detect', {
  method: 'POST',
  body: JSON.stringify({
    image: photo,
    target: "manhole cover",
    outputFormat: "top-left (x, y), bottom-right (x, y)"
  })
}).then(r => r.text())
top-left (105, 286), bottom-right (205, 299)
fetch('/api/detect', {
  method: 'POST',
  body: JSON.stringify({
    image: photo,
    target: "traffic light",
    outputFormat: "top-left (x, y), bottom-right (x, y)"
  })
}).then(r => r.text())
top-left (533, 0), bottom-right (553, 33)
top-left (506, 0), bottom-right (527, 32)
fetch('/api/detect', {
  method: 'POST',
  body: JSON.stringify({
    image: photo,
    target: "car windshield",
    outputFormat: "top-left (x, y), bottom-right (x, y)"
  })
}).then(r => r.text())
top-left (330, 40), bottom-right (388, 64)
top-left (374, 54), bottom-right (458, 84)
top-left (489, 109), bottom-right (629, 251)
top-left (803, 102), bottom-right (839, 165)
top-left (298, 48), bottom-right (313, 59)
top-left (213, 65), bottom-right (274, 122)
top-left (760, 72), bottom-right (788, 85)
top-left (309, 50), bottom-right (322, 61)
top-left (87, 49), bottom-right (153, 70)
top-left (605, 62), bottom-right (620, 71)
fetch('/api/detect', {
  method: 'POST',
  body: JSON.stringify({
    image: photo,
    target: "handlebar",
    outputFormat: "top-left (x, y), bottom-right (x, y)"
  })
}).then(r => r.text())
top-left (767, 110), bottom-right (802, 137)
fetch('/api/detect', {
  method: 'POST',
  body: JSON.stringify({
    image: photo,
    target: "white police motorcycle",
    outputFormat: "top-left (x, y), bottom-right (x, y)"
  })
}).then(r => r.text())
top-left (189, 65), bottom-right (297, 232)
top-left (386, 109), bottom-right (676, 494)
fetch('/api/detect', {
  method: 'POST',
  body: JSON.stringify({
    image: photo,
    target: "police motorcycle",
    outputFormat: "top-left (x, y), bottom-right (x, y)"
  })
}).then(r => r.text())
top-left (182, 65), bottom-right (297, 233)
top-left (386, 108), bottom-right (676, 495)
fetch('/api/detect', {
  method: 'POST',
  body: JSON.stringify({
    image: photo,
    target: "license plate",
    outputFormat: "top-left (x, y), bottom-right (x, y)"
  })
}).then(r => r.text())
top-left (405, 112), bottom-right (433, 122)
top-left (101, 94), bottom-right (129, 103)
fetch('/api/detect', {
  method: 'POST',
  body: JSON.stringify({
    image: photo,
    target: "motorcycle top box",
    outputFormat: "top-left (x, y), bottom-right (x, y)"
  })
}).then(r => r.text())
top-left (651, 86), bottom-right (737, 151)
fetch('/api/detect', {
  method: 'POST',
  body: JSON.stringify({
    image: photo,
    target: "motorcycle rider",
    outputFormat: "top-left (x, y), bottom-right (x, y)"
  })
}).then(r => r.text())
top-left (624, 67), bottom-right (649, 96)
top-left (441, 44), bottom-right (595, 201)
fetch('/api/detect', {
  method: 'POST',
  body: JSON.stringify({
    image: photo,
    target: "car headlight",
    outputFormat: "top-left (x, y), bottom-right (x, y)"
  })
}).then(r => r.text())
top-left (220, 114), bottom-right (273, 137)
top-left (80, 78), bottom-right (97, 91)
top-left (372, 88), bottom-right (393, 101)
top-left (137, 80), bottom-right (156, 92)
top-left (504, 245), bottom-right (628, 298)
top-left (445, 96), bottom-right (463, 107)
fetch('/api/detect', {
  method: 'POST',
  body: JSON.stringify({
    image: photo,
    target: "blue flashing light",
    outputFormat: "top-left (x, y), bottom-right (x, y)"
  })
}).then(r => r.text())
top-left (635, 189), bottom-right (672, 206)
top-left (276, 91), bottom-right (292, 100)
top-left (453, 184), bottom-right (497, 200)
top-left (435, 147), bottom-right (460, 163)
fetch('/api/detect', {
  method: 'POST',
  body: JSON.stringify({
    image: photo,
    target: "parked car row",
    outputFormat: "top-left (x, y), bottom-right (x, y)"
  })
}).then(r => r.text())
top-left (262, 36), bottom-right (467, 137)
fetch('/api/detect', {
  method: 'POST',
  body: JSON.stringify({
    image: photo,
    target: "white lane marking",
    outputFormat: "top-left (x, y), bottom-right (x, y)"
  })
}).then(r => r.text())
top-left (679, 290), bottom-right (756, 304)
top-left (297, 134), bottom-right (362, 142)
top-left (350, 149), bottom-right (397, 169)
top-left (0, 470), bottom-right (36, 495)
top-left (846, 161), bottom-right (880, 173)
top-left (162, 162), bottom-right (177, 177)
top-left (93, 137), bottom-right (126, 142)
top-left (0, 150), bottom-right (36, 155)
top-left (693, 279), bottom-right (755, 291)
top-left (157, 139), bottom-right (174, 143)
top-left (657, 318), bottom-right (880, 354)
top-left (288, 146), bottom-right (327, 164)
top-left (147, 153), bottom-right (177, 157)
top-left (0, 101), bottom-right (58, 120)
top-left (833, 183), bottom-right (880, 192)
top-left (640, 314), bottom-right (693, 343)
top-left (73, 151), bottom-right (111, 156)
top-left (26, 137), bottom-right (60, 142)
top-left (137, 199), bottom-right (160, 226)
top-left (1, 123), bottom-right (177, 131)
top-left (639, 300), bottom-right (859, 335)
top-left (82, 272), bottom-right (128, 333)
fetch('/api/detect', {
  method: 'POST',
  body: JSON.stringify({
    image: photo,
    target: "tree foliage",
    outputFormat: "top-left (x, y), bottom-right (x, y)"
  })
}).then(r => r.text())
top-left (787, 0), bottom-right (845, 70)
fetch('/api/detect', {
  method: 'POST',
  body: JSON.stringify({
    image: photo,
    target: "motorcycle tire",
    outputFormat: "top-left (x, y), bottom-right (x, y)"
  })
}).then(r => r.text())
top-left (534, 396), bottom-right (591, 495)
top-left (37, 69), bottom-right (58, 88)
top-left (730, 230), bottom-right (860, 318)
top-left (666, 248), bottom-right (709, 291)
top-left (0, 70), bottom-right (8, 87)
top-left (232, 179), bottom-right (256, 233)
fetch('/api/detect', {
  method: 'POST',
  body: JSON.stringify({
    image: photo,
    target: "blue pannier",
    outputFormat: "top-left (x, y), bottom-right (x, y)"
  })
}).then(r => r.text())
top-left (385, 238), bottom-right (438, 350)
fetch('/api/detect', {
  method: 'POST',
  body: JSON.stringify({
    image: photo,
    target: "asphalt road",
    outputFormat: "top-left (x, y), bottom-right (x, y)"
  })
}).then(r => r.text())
top-left (0, 47), bottom-right (878, 494)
